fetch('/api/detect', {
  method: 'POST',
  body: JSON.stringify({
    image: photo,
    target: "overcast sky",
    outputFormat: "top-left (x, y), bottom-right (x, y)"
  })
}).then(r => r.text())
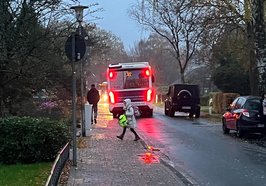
top-left (77, 0), bottom-right (149, 51)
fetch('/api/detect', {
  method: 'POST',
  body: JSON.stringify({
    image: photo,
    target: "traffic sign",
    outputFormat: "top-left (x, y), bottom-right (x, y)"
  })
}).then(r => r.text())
top-left (65, 33), bottom-right (86, 62)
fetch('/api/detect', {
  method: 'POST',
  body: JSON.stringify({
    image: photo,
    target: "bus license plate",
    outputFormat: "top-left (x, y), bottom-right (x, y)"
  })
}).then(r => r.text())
top-left (182, 106), bottom-right (191, 109)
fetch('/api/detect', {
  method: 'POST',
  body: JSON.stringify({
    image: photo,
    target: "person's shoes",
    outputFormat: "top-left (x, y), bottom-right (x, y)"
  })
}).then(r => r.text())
top-left (134, 136), bottom-right (141, 141)
top-left (116, 135), bottom-right (123, 140)
top-left (94, 119), bottom-right (97, 124)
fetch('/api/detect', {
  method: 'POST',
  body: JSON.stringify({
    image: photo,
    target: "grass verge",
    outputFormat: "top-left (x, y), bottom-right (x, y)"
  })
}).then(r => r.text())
top-left (0, 162), bottom-right (52, 186)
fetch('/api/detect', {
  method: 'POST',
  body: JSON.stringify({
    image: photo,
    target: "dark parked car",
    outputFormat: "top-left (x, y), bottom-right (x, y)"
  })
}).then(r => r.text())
top-left (222, 96), bottom-right (266, 137)
top-left (164, 84), bottom-right (200, 118)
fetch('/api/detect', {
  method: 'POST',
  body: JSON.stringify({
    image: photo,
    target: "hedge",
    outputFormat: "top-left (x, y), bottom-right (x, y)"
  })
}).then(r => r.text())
top-left (0, 116), bottom-right (70, 164)
top-left (211, 92), bottom-right (239, 114)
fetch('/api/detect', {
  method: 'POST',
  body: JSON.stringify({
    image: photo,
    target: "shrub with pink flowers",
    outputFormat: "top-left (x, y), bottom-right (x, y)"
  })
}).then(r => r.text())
top-left (39, 101), bottom-right (58, 110)
top-left (38, 100), bottom-right (64, 120)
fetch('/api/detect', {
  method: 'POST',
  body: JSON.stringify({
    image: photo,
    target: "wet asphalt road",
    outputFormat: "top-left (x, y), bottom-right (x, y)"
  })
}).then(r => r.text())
top-left (135, 110), bottom-right (266, 186)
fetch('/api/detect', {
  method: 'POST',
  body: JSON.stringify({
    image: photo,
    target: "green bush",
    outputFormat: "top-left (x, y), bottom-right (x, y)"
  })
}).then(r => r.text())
top-left (200, 96), bottom-right (209, 106)
top-left (0, 116), bottom-right (70, 164)
top-left (212, 92), bottom-right (239, 114)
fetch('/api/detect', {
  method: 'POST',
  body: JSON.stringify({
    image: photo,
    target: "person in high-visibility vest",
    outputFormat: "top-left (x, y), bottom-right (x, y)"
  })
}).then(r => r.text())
top-left (118, 114), bottom-right (127, 127)
top-left (117, 99), bottom-right (140, 141)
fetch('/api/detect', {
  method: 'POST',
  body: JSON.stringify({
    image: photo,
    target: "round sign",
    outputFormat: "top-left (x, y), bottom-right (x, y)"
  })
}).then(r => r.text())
top-left (65, 33), bottom-right (86, 62)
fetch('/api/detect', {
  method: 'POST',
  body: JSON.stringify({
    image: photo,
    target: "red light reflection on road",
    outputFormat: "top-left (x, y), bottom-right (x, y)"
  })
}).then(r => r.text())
top-left (137, 118), bottom-right (162, 140)
top-left (138, 152), bottom-right (160, 164)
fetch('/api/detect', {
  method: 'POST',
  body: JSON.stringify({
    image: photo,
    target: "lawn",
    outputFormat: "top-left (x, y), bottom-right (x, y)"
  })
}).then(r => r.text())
top-left (0, 162), bottom-right (52, 186)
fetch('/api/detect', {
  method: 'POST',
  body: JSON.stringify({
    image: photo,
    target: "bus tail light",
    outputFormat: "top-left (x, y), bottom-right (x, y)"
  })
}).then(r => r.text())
top-left (146, 89), bottom-right (153, 102)
top-left (108, 70), bottom-right (116, 79)
top-left (109, 91), bottom-right (115, 104)
top-left (145, 69), bottom-right (150, 77)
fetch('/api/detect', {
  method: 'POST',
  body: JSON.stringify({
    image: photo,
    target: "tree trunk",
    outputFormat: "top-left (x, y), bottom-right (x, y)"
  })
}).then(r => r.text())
top-left (180, 68), bottom-right (185, 83)
top-left (253, 0), bottom-right (266, 94)
top-left (247, 21), bottom-right (259, 96)
top-left (0, 87), bottom-right (3, 117)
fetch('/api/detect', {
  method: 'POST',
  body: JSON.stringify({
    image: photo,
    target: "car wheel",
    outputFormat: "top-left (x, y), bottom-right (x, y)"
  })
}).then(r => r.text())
top-left (189, 112), bottom-right (194, 118)
top-left (169, 107), bottom-right (175, 117)
top-left (164, 103), bottom-right (169, 116)
top-left (236, 122), bottom-right (244, 138)
top-left (222, 118), bottom-right (229, 134)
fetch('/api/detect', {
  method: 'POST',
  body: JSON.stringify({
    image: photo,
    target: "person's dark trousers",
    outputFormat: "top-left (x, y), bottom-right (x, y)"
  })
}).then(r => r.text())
top-left (130, 128), bottom-right (140, 141)
top-left (91, 104), bottom-right (98, 124)
top-left (117, 127), bottom-right (127, 140)
top-left (117, 128), bottom-right (140, 141)
top-left (117, 127), bottom-right (127, 139)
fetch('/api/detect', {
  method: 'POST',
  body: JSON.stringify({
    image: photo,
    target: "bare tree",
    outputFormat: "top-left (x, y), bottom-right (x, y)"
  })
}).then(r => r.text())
top-left (130, 0), bottom-right (215, 83)
top-left (0, 0), bottom-right (95, 116)
top-left (86, 27), bottom-right (129, 84)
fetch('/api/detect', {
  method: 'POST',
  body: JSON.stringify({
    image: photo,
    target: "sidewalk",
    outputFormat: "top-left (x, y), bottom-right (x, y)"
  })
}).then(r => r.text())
top-left (67, 106), bottom-right (189, 186)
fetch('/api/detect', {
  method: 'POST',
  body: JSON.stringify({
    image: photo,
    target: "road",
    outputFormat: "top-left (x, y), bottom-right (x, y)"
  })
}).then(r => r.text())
top-left (132, 108), bottom-right (266, 186)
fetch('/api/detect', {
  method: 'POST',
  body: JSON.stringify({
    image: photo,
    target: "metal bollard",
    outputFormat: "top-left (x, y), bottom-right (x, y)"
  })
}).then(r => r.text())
top-left (84, 103), bottom-right (92, 136)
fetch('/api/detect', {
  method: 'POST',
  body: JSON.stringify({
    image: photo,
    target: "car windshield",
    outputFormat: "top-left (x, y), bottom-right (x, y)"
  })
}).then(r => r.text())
top-left (244, 99), bottom-right (260, 110)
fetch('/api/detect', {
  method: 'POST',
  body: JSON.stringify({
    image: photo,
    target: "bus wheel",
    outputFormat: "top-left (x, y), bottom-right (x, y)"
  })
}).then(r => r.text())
top-left (148, 109), bottom-right (153, 117)
top-left (144, 109), bottom-right (153, 118)
top-left (113, 112), bottom-right (118, 118)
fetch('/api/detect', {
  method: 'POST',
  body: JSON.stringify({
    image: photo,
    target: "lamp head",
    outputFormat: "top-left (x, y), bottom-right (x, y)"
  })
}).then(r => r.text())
top-left (70, 5), bottom-right (88, 23)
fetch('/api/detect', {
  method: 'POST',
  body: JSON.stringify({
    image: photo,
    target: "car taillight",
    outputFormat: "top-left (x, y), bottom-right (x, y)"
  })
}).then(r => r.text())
top-left (242, 109), bottom-right (250, 117)
top-left (146, 89), bottom-right (153, 102)
top-left (109, 91), bottom-right (115, 104)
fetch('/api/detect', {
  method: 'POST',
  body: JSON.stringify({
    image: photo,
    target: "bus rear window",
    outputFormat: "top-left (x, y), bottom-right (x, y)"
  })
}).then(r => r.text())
top-left (109, 69), bottom-right (149, 90)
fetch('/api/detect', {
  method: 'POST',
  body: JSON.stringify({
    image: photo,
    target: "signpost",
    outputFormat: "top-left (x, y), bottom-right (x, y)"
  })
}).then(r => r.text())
top-left (65, 33), bottom-right (86, 167)
top-left (66, 4), bottom-right (88, 167)
top-left (65, 34), bottom-right (86, 62)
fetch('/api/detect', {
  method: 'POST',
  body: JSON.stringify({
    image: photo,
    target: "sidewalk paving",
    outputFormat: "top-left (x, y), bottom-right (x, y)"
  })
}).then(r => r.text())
top-left (66, 107), bottom-right (190, 186)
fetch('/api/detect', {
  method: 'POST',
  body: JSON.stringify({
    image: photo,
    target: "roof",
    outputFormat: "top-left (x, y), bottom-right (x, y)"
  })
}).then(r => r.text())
top-left (238, 95), bottom-right (261, 99)
top-left (108, 62), bottom-right (150, 69)
top-left (169, 83), bottom-right (198, 87)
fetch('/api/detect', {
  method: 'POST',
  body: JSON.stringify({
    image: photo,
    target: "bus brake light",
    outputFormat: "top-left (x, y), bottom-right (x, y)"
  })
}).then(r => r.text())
top-left (146, 89), bottom-right (153, 102)
top-left (109, 91), bottom-right (115, 104)
top-left (109, 71), bottom-right (114, 79)
top-left (145, 69), bottom-right (150, 77)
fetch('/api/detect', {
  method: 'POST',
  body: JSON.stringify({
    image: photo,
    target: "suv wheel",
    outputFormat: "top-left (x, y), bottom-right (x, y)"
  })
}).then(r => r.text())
top-left (164, 103), bottom-right (169, 116)
top-left (222, 119), bottom-right (229, 134)
top-left (169, 107), bottom-right (175, 117)
top-left (195, 109), bottom-right (200, 118)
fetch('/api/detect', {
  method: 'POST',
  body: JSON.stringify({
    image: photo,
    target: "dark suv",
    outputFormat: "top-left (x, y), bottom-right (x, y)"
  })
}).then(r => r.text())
top-left (164, 84), bottom-right (200, 118)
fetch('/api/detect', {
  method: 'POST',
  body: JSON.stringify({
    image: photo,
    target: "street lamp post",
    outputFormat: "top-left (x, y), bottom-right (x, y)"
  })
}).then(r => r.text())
top-left (70, 5), bottom-right (88, 166)
top-left (72, 5), bottom-right (88, 137)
